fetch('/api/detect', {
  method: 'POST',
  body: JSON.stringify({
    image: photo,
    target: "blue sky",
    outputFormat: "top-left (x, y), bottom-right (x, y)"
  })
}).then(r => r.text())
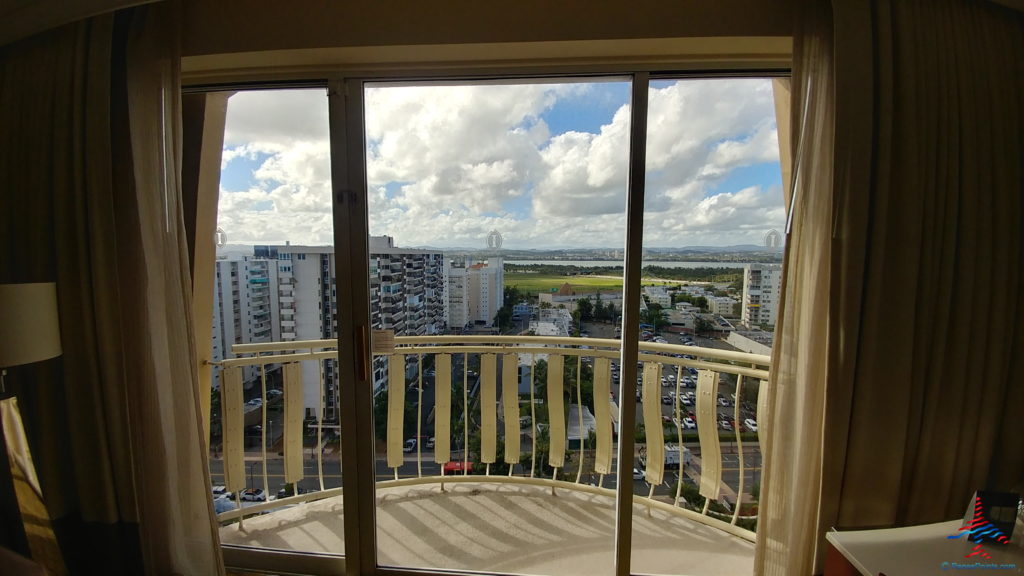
top-left (218, 79), bottom-right (784, 249)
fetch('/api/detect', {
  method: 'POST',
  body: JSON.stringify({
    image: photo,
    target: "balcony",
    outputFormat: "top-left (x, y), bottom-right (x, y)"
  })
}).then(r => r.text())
top-left (211, 336), bottom-right (770, 575)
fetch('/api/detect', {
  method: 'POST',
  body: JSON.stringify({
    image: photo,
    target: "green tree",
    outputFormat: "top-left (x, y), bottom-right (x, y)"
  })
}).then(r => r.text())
top-left (641, 303), bottom-right (669, 330)
top-left (494, 306), bottom-right (513, 332)
top-left (695, 316), bottom-right (714, 336)
top-left (575, 297), bottom-right (594, 322)
top-left (373, 385), bottom-right (418, 441)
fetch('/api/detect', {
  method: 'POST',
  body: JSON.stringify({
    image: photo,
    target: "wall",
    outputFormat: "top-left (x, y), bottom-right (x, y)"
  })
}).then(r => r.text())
top-left (180, 0), bottom-right (793, 57)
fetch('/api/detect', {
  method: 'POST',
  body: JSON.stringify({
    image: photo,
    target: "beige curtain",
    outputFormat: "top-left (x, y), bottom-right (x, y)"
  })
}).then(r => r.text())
top-left (754, 1), bottom-right (835, 574)
top-left (120, 4), bottom-right (225, 573)
top-left (757, 1), bottom-right (1024, 574)
top-left (0, 4), bottom-right (223, 574)
top-left (825, 0), bottom-right (1023, 528)
top-left (0, 14), bottom-right (143, 572)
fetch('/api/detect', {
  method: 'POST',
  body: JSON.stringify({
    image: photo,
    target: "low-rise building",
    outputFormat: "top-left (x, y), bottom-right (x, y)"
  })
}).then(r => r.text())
top-left (643, 285), bottom-right (672, 308)
top-left (708, 296), bottom-right (739, 317)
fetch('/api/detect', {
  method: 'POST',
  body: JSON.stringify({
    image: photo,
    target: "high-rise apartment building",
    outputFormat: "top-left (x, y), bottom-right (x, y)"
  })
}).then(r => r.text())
top-left (367, 236), bottom-right (446, 338)
top-left (741, 263), bottom-right (783, 328)
top-left (213, 238), bottom-right (445, 417)
top-left (367, 236), bottom-right (446, 392)
top-left (252, 244), bottom-right (337, 417)
top-left (445, 257), bottom-right (504, 330)
top-left (212, 254), bottom-right (281, 389)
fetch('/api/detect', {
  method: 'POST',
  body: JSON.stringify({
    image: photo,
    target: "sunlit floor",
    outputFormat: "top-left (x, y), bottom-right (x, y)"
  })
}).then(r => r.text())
top-left (220, 482), bottom-right (755, 576)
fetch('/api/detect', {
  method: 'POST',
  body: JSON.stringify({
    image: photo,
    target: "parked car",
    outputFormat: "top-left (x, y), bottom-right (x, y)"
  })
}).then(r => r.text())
top-left (211, 485), bottom-right (229, 496)
top-left (662, 395), bottom-right (672, 405)
top-left (426, 437), bottom-right (435, 449)
top-left (719, 420), bottom-right (733, 432)
top-left (632, 468), bottom-right (644, 481)
top-left (403, 438), bottom-right (417, 452)
top-left (744, 418), bottom-right (758, 432)
top-left (682, 417), bottom-right (697, 429)
top-left (680, 396), bottom-right (693, 406)
top-left (240, 488), bottom-right (266, 502)
top-left (213, 497), bottom-right (236, 514)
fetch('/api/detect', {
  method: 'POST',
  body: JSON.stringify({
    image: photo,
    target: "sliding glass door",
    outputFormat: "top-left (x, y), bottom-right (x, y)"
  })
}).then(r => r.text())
top-left (204, 71), bottom-right (784, 576)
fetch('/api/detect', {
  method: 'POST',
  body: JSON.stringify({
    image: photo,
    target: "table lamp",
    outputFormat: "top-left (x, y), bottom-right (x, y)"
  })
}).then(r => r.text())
top-left (0, 282), bottom-right (62, 392)
top-left (0, 282), bottom-right (66, 574)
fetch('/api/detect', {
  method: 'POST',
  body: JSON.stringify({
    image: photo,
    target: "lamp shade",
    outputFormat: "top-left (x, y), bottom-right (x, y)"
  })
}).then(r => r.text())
top-left (0, 283), bottom-right (62, 368)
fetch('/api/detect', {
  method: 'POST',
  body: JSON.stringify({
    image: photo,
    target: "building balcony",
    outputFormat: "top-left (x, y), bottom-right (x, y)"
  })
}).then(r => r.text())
top-left (212, 336), bottom-right (770, 576)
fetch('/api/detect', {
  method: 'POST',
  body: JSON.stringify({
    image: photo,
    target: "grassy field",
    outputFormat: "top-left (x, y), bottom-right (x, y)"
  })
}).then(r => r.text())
top-left (505, 273), bottom-right (621, 296)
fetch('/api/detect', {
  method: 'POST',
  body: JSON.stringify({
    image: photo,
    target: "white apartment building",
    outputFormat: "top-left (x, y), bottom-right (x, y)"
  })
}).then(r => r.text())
top-left (216, 238), bottom-right (445, 416)
top-left (674, 301), bottom-right (698, 313)
top-left (212, 253), bottom-right (281, 390)
top-left (741, 264), bottom-right (783, 328)
top-left (445, 257), bottom-right (503, 329)
top-left (643, 285), bottom-right (672, 308)
top-left (253, 244), bottom-right (337, 418)
top-left (708, 296), bottom-right (739, 317)
top-left (366, 237), bottom-right (445, 394)
top-left (444, 261), bottom-right (469, 329)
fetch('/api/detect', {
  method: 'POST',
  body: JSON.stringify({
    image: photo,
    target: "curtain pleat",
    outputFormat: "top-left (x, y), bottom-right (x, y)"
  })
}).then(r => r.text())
top-left (759, 1), bottom-right (1023, 574)
top-left (826, 0), bottom-right (1023, 532)
top-left (0, 15), bottom-right (145, 574)
top-left (120, 4), bottom-right (223, 573)
top-left (0, 3), bottom-right (223, 574)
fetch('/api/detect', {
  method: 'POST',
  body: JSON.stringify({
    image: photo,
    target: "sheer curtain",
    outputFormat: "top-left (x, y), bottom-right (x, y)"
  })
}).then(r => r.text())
top-left (757, 1), bottom-right (1023, 574)
top-left (120, 4), bottom-right (224, 572)
top-left (754, 1), bottom-right (835, 574)
top-left (0, 3), bottom-right (223, 574)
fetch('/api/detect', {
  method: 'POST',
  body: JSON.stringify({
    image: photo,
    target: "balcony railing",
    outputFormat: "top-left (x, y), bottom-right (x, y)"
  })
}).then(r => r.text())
top-left (210, 335), bottom-right (770, 559)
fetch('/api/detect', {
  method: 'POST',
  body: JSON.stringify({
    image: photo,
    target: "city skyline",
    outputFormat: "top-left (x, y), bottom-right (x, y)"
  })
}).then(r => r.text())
top-left (218, 79), bottom-right (784, 250)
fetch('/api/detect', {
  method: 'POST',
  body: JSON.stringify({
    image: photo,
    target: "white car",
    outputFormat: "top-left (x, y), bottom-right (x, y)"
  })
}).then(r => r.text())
top-left (744, 418), bottom-right (758, 432)
top-left (682, 417), bottom-right (697, 429)
top-left (240, 488), bottom-right (266, 502)
top-left (403, 438), bottom-right (416, 452)
top-left (632, 468), bottom-right (645, 481)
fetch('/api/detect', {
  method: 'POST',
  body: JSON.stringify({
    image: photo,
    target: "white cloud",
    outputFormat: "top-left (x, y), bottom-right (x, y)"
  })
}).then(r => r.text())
top-left (217, 80), bottom-right (784, 250)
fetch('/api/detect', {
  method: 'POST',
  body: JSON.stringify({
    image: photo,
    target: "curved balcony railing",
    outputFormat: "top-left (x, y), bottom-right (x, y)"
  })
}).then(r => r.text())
top-left (210, 334), bottom-right (770, 542)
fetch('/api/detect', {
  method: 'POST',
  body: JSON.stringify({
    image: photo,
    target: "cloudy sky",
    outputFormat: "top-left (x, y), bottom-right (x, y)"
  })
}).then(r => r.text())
top-left (218, 78), bottom-right (783, 250)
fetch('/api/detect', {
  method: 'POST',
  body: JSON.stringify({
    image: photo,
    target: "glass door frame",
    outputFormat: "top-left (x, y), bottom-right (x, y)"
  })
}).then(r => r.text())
top-left (329, 72), bottom-right (653, 576)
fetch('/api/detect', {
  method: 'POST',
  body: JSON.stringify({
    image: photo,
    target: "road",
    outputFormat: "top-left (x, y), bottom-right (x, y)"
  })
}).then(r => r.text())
top-left (210, 441), bottom-right (761, 505)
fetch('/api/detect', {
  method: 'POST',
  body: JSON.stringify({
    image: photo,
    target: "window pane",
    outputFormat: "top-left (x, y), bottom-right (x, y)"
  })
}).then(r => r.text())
top-left (209, 89), bottom-right (346, 560)
top-left (365, 79), bottom-right (630, 575)
top-left (630, 77), bottom-right (783, 575)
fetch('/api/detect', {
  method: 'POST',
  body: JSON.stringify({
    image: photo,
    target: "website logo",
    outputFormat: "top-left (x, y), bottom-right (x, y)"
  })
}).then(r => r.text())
top-left (947, 495), bottom-right (1010, 559)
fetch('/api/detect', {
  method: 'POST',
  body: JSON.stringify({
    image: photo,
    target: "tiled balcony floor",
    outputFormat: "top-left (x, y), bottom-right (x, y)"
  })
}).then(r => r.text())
top-left (220, 482), bottom-right (755, 575)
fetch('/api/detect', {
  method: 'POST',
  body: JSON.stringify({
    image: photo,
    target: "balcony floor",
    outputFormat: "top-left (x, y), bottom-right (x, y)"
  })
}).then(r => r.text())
top-left (220, 482), bottom-right (755, 575)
